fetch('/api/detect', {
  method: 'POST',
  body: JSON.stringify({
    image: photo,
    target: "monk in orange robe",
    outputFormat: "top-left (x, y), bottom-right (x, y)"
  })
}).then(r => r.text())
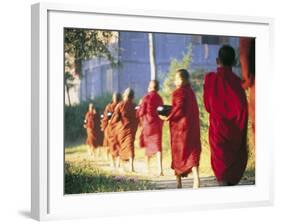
top-left (160, 69), bottom-right (201, 189)
top-left (101, 93), bottom-right (122, 165)
top-left (204, 45), bottom-right (248, 186)
top-left (84, 103), bottom-right (100, 158)
top-left (240, 37), bottom-right (255, 145)
top-left (110, 88), bottom-right (138, 172)
top-left (137, 80), bottom-right (164, 176)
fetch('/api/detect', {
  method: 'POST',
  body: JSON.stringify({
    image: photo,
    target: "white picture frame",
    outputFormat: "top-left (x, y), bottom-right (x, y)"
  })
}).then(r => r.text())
top-left (31, 2), bottom-right (275, 221)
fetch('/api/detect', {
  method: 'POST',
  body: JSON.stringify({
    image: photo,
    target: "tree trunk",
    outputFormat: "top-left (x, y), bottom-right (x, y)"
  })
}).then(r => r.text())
top-left (65, 84), bottom-right (72, 107)
top-left (148, 33), bottom-right (157, 80)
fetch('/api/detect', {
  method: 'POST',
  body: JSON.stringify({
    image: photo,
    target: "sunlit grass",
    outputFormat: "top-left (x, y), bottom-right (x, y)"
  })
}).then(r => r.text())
top-left (65, 153), bottom-right (155, 194)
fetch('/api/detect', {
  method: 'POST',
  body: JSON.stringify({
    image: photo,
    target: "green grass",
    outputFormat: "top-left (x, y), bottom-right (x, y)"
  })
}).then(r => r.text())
top-left (65, 159), bottom-right (155, 194)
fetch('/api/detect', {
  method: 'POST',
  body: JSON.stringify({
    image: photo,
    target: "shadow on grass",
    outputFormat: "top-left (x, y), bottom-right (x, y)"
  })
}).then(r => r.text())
top-left (65, 139), bottom-right (85, 148)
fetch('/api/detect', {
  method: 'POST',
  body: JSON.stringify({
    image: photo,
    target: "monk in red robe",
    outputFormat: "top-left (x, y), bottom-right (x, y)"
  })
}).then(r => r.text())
top-left (101, 93), bottom-right (122, 165)
top-left (137, 80), bottom-right (164, 176)
top-left (84, 103), bottom-right (101, 158)
top-left (110, 88), bottom-right (138, 172)
top-left (240, 37), bottom-right (255, 145)
top-left (203, 45), bottom-right (248, 186)
top-left (161, 69), bottom-right (201, 189)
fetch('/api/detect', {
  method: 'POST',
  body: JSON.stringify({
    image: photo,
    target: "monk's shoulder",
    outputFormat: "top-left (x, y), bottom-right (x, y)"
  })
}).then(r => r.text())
top-left (173, 87), bottom-right (186, 98)
top-left (204, 72), bottom-right (216, 85)
top-left (147, 91), bottom-right (158, 102)
top-left (142, 93), bottom-right (150, 102)
top-left (115, 102), bottom-right (123, 111)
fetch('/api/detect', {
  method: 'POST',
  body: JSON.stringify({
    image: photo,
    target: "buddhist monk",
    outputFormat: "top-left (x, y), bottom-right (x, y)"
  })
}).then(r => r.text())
top-left (84, 103), bottom-right (100, 158)
top-left (110, 88), bottom-right (138, 172)
top-left (135, 99), bottom-right (145, 150)
top-left (240, 37), bottom-right (255, 145)
top-left (137, 80), bottom-right (164, 176)
top-left (160, 69), bottom-right (201, 189)
top-left (101, 92), bottom-right (122, 165)
top-left (203, 45), bottom-right (248, 186)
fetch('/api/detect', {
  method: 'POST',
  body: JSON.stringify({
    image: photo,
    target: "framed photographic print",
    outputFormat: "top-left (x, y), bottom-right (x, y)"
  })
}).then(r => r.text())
top-left (31, 2), bottom-right (274, 221)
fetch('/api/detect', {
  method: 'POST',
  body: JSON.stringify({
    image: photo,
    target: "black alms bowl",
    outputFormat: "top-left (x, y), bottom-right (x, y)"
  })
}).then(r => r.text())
top-left (157, 105), bottom-right (172, 116)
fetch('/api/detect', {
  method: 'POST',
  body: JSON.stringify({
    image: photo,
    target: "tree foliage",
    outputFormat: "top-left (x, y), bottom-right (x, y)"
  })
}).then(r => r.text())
top-left (64, 28), bottom-right (118, 76)
top-left (160, 44), bottom-right (193, 103)
top-left (64, 28), bottom-right (118, 106)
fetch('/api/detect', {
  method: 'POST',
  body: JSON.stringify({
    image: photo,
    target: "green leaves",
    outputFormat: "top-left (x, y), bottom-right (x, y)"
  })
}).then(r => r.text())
top-left (160, 44), bottom-right (193, 104)
top-left (64, 28), bottom-right (117, 73)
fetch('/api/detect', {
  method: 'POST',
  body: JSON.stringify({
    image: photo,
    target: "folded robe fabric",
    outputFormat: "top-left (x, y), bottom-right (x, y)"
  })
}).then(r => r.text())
top-left (111, 100), bottom-right (138, 161)
top-left (137, 91), bottom-right (164, 157)
top-left (101, 102), bottom-right (120, 158)
top-left (240, 37), bottom-right (255, 136)
top-left (168, 84), bottom-right (201, 177)
top-left (101, 103), bottom-right (117, 148)
top-left (84, 111), bottom-right (100, 148)
top-left (204, 67), bottom-right (248, 185)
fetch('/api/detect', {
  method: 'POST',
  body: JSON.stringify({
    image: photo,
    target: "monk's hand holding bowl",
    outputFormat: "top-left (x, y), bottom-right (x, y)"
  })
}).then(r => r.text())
top-left (159, 115), bottom-right (168, 121)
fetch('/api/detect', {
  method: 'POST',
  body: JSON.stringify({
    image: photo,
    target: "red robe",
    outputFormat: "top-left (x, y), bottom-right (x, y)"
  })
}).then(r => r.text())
top-left (240, 37), bottom-right (255, 136)
top-left (203, 67), bottom-right (248, 185)
top-left (137, 91), bottom-right (163, 156)
top-left (168, 84), bottom-right (201, 177)
top-left (111, 100), bottom-right (138, 160)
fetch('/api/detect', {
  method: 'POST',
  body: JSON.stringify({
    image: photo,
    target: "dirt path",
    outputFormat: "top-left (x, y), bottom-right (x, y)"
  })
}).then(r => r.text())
top-left (65, 149), bottom-right (255, 190)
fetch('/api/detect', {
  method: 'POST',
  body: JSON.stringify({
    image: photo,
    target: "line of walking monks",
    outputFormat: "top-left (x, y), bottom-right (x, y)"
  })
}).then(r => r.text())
top-left (83, 41), bottom-right (255, 189)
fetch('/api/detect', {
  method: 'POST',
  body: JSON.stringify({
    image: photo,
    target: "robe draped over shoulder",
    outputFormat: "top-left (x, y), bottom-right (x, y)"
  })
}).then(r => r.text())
top-left (168, 84), bottom-right (201, 177)
top-left (84, 111), bottom-right (102, 148)
top-left (137, 91), bottom-right (163, 156)
top-left (101, 103), bottom-right (117, 147)
top-left (203, 67), bottom-right (248, 185)
top-left (111, 100), bottom-right (138, 160)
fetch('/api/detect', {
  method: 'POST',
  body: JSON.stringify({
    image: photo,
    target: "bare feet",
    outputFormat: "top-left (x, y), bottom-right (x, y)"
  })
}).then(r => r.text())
top-left (176, 175), bottom-right (182, 188)
top-left (193, 178), bottom-right (200, 189)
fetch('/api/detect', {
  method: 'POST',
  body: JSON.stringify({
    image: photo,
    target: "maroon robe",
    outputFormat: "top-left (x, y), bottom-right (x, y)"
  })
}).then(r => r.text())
top-left (167, 84), bottom-right (201, 177)
top-left (111, 100), bottom-right (138, 160)
top-left (204, 67), bottom-right (248, 185)
top-left (137, 91), bottom-right (163, 156)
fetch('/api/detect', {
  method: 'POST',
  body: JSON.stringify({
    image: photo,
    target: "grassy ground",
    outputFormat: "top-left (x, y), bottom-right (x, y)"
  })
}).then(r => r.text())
top-left (65, 159), bottom-right (155, 194)
top-left (65, 118), bottom-right (255, 193)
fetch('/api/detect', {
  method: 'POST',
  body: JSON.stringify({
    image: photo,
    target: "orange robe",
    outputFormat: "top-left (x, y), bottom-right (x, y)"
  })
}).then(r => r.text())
top-left (240, 37), bottom-right (255, 137)
top-left (93, 111), bottom-right (103, 147)
top-left (102, 102), bottom-right (119, 157)
top-left (84, 111), bottom-right (97, 148)
top-left (111, 100), bottom-right (138, 161)
top-left (101, 103), bottom-right (116, 147)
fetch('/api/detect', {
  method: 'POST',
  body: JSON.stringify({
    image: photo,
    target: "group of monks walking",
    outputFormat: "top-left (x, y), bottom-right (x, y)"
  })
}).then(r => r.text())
top-left (83, 42), bottom-right (255, 189)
